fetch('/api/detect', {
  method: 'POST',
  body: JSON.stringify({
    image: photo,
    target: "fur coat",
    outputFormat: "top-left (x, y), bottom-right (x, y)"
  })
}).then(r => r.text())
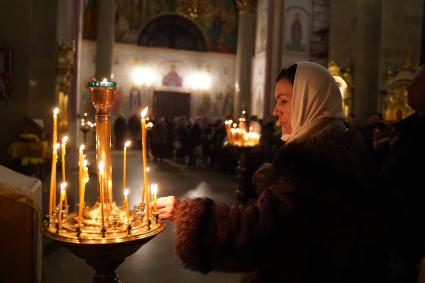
top-left (172, 129), bottom-right (391, 283)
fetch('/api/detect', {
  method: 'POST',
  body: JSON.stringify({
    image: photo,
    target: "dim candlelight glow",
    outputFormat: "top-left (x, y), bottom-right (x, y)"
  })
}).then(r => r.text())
top-left (151, 184), bottom-right (158, 213)
top-left (141, 107), bottom-right (148, 118)
top-left (58, 182), bottom-right (67, 223)
top-left (124, 140), bottom-right (131, 148)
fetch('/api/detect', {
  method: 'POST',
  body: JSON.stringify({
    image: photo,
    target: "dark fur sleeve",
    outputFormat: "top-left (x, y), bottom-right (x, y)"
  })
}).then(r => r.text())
top-left (173, 187), bottom-right (294, 273)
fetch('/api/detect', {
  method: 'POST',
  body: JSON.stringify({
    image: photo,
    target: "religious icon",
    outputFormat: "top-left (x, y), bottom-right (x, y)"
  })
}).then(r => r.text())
top-left (129, 87), bottom-right (141, 113)
top-left (286, 11), bottom-right (306, 52)
top-left (162, 64), bottom-right (183, 87)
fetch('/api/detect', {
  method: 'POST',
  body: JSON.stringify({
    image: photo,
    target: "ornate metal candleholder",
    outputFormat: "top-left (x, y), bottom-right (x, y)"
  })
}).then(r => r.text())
top-left (42, 80), bottom-right (165, 283)
top-left (224, 117), bottom-right (261, 203)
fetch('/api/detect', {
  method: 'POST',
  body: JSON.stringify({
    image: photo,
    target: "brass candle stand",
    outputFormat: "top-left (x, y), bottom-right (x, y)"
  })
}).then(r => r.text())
top-left (42, 80), bottom-right (165, 283)
top-left (226, 143), bottom-right (260, 204)
top-left (224, 116), bottom-right (261, 204)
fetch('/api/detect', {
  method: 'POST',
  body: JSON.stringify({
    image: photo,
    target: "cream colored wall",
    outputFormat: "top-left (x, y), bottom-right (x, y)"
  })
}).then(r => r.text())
top-left (78, 40), bottom-right (236, 121)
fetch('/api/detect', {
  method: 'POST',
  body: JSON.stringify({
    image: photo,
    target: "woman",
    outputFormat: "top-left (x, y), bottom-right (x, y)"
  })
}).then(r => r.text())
top-left (156, 62), bottom-right (390, 282)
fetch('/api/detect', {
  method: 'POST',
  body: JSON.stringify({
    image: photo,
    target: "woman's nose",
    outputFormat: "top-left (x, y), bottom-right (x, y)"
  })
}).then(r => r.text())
top-left (272, 105), bottom-right (279, 116)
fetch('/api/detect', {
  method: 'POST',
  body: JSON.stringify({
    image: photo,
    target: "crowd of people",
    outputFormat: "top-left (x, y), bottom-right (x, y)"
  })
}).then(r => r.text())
top-left (113, 114), bottom-right (282, 172)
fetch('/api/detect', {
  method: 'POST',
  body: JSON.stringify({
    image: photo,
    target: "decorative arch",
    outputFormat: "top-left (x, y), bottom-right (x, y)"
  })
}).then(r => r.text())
top-left (138, 14), bottom-right (208, 52)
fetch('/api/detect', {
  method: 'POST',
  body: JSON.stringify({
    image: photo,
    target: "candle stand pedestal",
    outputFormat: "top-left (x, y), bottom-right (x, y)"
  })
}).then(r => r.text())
top-left (227, 144), bottom-right (260, 204)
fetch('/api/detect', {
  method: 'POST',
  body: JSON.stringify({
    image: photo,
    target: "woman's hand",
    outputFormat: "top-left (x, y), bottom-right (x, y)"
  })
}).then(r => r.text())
top-left (156, 196), bottom-right (177, 221)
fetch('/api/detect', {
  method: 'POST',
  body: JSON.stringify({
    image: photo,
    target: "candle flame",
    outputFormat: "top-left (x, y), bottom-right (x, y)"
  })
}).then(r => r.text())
top-left (53, 107), bottom-right (59, 116)
top-left (80, 144), bottom-right (85, 151)
top-left (124, 140), bottom-right (131, 148)
top-left (62, 136), bottom-right (68, 144)
top-left (141, 107), bottom-right (148, 118)
top-left (233, 123), bottom-right (237, 128)
top-left (60, 182), bottom-right (67, 191)
top-left (242, 110), bottom-right (246, 114)
top-left (84, 113), bottom-right (88, 117)
top-left (102, 78), bottom-right (107, 83)
top-left (146, 167), bottom-right (150, 173)
top-left (124, 188), bottom-right (129, 197)
top-left (151, 184), bottom-right (158, 196)
top-left (53, 143), bottom-right (60, 151)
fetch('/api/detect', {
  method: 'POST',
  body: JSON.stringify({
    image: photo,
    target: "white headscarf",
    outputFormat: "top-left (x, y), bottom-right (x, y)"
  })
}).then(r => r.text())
top-left (283, 61), bottom-right (345, 143)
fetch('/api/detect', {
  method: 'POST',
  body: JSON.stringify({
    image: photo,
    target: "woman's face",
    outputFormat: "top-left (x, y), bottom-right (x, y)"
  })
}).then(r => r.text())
top-left (273, 78), bottom-right (293, 134)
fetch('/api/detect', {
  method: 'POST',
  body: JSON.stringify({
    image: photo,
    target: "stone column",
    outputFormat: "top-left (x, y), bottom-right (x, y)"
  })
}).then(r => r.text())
top-left (265, 0), bottom-right (283, 117)
top-left (57, 0), bottom-right (74, 45)
top-left (234, 0), bottom-right (255, 116)
top-left (330, 0), bottom-right (381, 122)
top-left (95, 0), bottom-right (115, 80)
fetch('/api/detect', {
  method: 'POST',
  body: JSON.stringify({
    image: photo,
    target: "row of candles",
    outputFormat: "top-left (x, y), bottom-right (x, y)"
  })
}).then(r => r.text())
top-left (49, 107), bottom-right (159, 230)
top-left (224, 111), bottom-right (260, 147)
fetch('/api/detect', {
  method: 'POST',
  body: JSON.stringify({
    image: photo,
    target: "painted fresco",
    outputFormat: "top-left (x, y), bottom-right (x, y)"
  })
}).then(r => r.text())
top-left (78, 40), bottom-right (236, 119)
top-left (83, 0), bottom-right (237, 53)
top-left (283, 0), bottom-right (311, 54)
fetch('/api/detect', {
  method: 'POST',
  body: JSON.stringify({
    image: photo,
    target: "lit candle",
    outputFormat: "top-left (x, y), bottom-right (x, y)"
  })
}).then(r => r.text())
top-left (53, 108), bottom-right (59, 147)
top-left (49, 144), bottom-right (59, 221)
top-left (123, 141), bottom-right (131, 194)
top-left (77, 145), bottom-right (85, 226)
top-left (58, 182), bottom-right (67, 223)
top-left (98, 160), bottom-right (105, 229)
top-left (61, 136), bottom-right (68, 182)
top-left (124, 188), bottom-right (130, 223)
top-left (151, 184), bottom-right (158, 213)
top-left (239, 110), bottom-right (247, 132)
top-left (140, 107), bottom-right (150, 221)
top-left (225, 120), bottom-right (233, 142)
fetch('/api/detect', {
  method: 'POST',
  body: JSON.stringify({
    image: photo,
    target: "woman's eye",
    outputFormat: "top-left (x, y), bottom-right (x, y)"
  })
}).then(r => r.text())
top-left (279, 100), bottom-right (287, 104)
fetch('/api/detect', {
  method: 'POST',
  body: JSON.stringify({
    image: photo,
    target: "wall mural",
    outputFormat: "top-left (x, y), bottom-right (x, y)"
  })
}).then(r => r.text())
top-left (162, 65), bottom-right (183, 87)
top-left (280, 0), bottom-right (312, 68)
top-left (78, 40), bottom-right (236, 120)
top-left (283, 0), bottom-right (311, 54)
top-left (83, 0), bottom-right (238, 53)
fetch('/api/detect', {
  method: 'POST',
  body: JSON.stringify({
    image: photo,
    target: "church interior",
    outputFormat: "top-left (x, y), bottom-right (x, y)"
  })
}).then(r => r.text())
top-left (1, 0), bottom-right (425, 282)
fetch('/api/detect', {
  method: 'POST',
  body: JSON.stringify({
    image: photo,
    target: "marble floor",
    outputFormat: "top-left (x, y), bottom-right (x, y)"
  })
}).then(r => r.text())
top-left (43, 149), bottom-right (242, 283)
